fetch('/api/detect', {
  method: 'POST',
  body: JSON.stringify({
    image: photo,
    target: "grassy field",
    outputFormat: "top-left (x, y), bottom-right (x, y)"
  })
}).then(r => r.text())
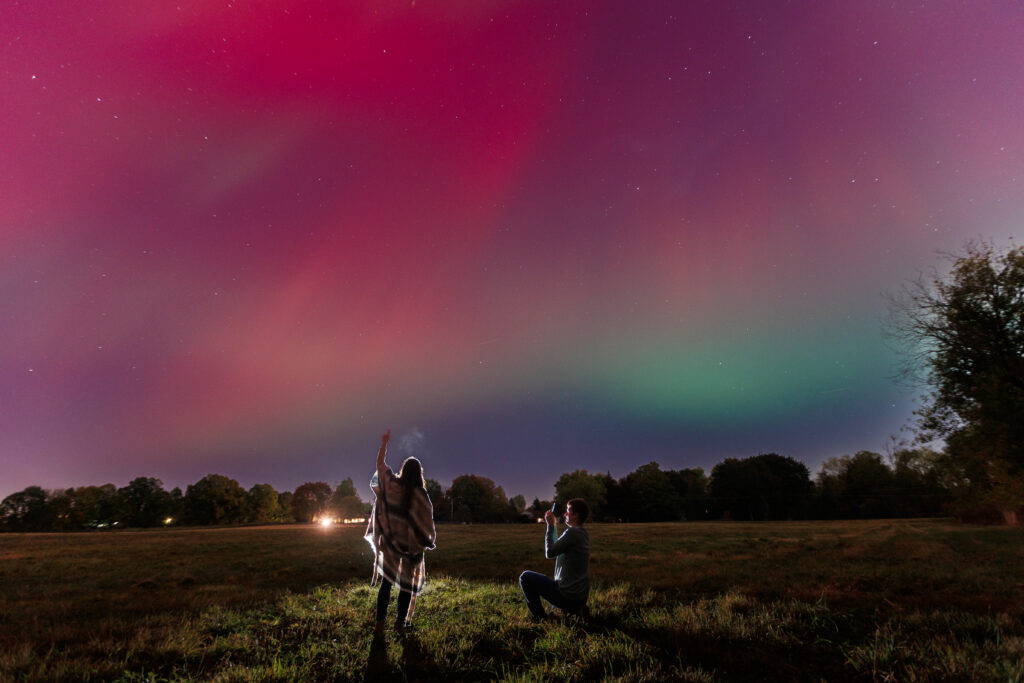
top-left (1, 519), bottom-right (1022, 681)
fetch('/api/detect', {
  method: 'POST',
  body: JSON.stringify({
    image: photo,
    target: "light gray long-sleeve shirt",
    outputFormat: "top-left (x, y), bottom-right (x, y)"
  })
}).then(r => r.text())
top-left (545, 524), bottom-right (590, 601)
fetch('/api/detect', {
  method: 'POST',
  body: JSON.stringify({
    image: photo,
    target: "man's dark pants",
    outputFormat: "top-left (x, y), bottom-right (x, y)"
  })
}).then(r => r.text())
top-left (519, 570), bottom-right (584, 620)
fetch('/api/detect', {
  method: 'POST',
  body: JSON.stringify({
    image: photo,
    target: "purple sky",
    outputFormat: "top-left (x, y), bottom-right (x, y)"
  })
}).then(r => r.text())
top-left (2, 1), bottom-right (1022, 502)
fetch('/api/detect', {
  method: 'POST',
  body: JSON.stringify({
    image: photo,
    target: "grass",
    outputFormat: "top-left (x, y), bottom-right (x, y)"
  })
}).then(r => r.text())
top-left (1, 519), bottom-right (1022, 681)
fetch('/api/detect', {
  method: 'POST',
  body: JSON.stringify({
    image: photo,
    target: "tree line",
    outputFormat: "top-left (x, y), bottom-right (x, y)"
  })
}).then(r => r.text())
top-left (0, 446), bottom-right (953, 531)
top-left (0, 475), bottom-right (375, 532)
top-left (539, 448), bottom-right (951, 523)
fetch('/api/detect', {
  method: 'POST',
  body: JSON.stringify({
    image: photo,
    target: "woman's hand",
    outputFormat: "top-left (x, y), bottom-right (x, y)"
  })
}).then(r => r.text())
top-left (381, 429), bottom-right (391, 448)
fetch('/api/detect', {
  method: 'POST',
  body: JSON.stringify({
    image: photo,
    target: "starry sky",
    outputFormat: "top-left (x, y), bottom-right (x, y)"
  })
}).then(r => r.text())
top-left (2, 1), bottom-right (1022, 503)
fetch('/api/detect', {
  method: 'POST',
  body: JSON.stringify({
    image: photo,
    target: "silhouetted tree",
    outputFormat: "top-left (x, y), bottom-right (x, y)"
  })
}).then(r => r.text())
top-left (890, 446), bottom-right (951, 517)
top-left (844, 451), bottom-right (897, 518)
top-left (167, 486), bottom-right (184, 523)
top-left (277, 491), bottom-right (293, 521)
top-left (336, 495), bottom-right (367, 518)
top-left (814, 458), bottom-right (845, 519)
top-left (249, 483), bottom-right (282, 523)
top-left (326, 478), bottom-right (365, 520)
top-left (554, 470), bottom-right (608, 519)
top-left (815, 451), bottom-right (910, 518)
top-left (0, 486), bottom-right (50, 531)
top-left (45, 489), bottom-right (75, 531)
top-left (67, 484), bottom-right (120, 528)
top-left (666, 467), bottom-right (710, 520)
top-left (711, 454), bottom-right (810, 520)
top-left (118, 477), bottom-right (172, 527)
top-left (424, 478), bottom-right (443, 509)
top-left (889, 241), bottom-right (1024, 523)
top-left (448, 474), bottom-right (507, 523)
top-left (333, 477), bottom-right (357, 498)
top-left (620, 462), bottom-right (682, 522)
top-left (599, 473), bottom-right (628, 522)
top-left (290, 481), bottom-right (332, 523)
top-left (183, 474), bottom-right (249, 525)
top-left (528, 498), bottom-right (553, 521)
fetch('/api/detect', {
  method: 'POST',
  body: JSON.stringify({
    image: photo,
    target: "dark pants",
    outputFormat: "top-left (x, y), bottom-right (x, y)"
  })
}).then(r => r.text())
top-left (375, 578), bottom-right (411, 624)
top-left (519, 570), bottom-right (584, 620)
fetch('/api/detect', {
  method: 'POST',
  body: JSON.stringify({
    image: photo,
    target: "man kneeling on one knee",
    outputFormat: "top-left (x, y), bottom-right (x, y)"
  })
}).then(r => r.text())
top-left (519, 498), bottom-right (590, 620)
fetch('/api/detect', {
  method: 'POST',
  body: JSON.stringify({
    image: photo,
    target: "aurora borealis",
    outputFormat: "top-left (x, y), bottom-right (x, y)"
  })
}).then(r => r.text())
top-left (2, 1), bottom-right (1022, 502)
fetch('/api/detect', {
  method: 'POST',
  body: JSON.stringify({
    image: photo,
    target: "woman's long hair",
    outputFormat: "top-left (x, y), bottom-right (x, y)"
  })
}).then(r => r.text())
top-left (398, 457), bottom-right (425, 510)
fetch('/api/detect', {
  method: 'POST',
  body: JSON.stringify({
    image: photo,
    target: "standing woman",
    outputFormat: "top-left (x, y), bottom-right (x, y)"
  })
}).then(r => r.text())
top-left (365, 429), bottom-right (437, 631)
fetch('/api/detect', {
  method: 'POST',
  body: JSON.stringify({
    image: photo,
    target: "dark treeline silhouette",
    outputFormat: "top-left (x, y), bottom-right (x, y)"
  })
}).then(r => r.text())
top-left (0, 475), bottom-right (371, 532)
top-left (536, 448), bottom-right (953, 523)
top-left (0, 446), bottom-right (957, 532)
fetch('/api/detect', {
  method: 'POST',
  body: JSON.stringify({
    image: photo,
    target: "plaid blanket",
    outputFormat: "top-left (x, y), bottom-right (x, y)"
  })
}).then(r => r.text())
top-left (365, 466), bottom-right (436, 597)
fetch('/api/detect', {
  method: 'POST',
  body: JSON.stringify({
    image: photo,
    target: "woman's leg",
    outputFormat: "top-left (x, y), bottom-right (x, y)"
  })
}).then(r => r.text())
top-left (395, 589), bottom-right (412, 626)
top-left (375, 579), bottom-right (392, 623)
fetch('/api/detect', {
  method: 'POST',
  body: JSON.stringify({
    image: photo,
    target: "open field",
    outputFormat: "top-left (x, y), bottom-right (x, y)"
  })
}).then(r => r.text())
top-left (1, 519), bottom-right (1022, 681)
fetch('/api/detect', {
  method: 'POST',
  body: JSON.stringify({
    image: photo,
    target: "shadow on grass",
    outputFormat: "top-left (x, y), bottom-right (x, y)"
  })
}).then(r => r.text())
top-left (573, 611), bottom-right (864, 683)
top-left (365, 629), bottom-right (446, 682)
top-left (364, 631), bottom-right (391, 681)
top-left (399, 631), bottom-right (444, 681)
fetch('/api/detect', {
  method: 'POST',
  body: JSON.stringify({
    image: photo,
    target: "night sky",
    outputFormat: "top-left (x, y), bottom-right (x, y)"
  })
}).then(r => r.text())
top-left (2, 1), bottom-right (1022, 503)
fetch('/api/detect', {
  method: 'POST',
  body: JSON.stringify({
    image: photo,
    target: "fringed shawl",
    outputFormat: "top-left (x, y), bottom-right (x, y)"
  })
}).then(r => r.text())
top-left (364, 467), bottom-right (436, 597)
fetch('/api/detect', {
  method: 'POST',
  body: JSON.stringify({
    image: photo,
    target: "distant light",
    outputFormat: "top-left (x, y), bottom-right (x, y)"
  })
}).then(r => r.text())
top-left (537, 517), bottom-right (544, 523)
top-left (164, 517), bottom-right (173, 526)
top-left (319, 518), bottom-right (333, 528)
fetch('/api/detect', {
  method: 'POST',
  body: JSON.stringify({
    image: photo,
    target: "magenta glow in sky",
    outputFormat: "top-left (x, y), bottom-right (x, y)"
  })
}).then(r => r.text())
top-left (2, 1), bottom-right (1022, 500)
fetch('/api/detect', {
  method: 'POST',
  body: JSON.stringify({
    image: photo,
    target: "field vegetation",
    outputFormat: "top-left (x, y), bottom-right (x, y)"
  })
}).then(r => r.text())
top-left (2, 519), bottom-right (1022, 681)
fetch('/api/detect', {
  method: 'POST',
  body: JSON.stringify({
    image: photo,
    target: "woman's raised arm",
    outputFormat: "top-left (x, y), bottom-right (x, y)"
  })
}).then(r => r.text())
top-left (376, 429), bottom-right (390, 480)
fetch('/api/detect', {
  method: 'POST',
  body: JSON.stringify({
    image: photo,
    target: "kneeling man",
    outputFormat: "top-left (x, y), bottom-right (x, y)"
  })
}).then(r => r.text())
top-left (519, 498), bottom-right (590, 620)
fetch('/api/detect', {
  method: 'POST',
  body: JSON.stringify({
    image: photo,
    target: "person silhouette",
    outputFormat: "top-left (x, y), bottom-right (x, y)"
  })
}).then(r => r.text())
top-left (365, 430), bottom-right (437, 631)
top-left (519, 498), bottom-right (591, 620)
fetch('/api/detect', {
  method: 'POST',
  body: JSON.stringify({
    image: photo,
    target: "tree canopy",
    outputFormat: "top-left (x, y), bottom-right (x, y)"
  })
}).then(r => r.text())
top-left (290, 482), bottom-right (333, 523)
top-left (249, 483), bottom-right (284, 523)
top-left (554, 470), bottom-right (607, 518)
top-left (327, 478), bottom-right (366, 519)
top-left (446, 474), bottom-right (508, 522)
top-left (710, 454), bottom-right (811, 521)
top-left (184, 474), bottom-right (249, 525)
top-left (119, 477), bottom-right (173, 527)
top-left (891, 241), bottom-right (1024, 523)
